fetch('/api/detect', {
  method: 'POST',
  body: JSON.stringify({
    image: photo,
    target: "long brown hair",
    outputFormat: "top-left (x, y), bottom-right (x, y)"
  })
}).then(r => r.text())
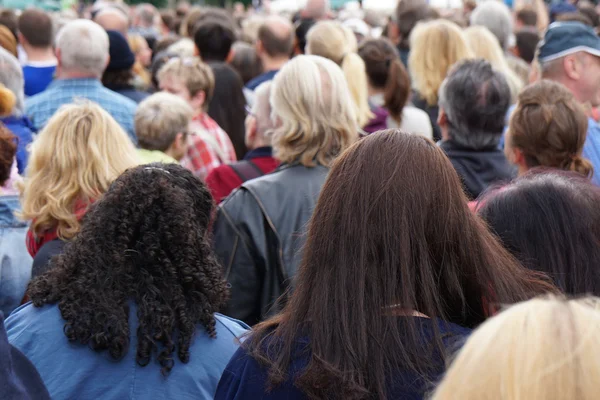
top-left (245, 130), bottom-right (555, 400)
top-left (358, 38), bottom-right (410, 124)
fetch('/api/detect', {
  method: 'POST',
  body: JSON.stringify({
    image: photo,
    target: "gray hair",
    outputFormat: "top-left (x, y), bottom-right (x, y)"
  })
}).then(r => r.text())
top-left (438, 59), bottom-right (511, 150)
top-left (56, 19), bottom-right (109, 78)
top-left (253, 81), bottom-right (275, 139)
top-left (0, 47), bottom-right (24, 116)
top-left (470, 1), bottom-right (513, 50)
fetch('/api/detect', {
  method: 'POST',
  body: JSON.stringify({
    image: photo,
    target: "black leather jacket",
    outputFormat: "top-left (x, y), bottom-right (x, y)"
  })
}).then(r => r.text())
top-left (212, 164), bottom-right (329, 326)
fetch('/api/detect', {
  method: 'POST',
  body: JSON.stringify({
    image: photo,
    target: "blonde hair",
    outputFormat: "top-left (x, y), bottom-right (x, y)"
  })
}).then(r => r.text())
top-left (19, 102), bottom-right (139, 239)
top-left (465, 26), bottom-right (524, 102)
top-left (306, 21), bottom-right (373, 127)
top-left (270, 55), bottom-right (359, 167)
top-left (432, 296), bottom-right (600, 400)
top-left (135, 92), bottom-right (194, 152)
top-left (157, 56), bottom-right (214, 109)
top-left (0, 84), bottom-right (15, 117)
top-left (409, 19), bottom-right (473, 106)
top-left (128, 34), bottom-right (151, 87)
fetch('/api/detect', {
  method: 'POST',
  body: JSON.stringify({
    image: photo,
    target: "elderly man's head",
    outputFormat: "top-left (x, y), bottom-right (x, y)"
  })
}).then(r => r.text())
top-left (256, 16), bottom-right (294, 62)
top-left (470, 1), bottom-right (513, 51)
top-left (246, 81), bottom-right (274, 150)
top-left (93, 7), bottom-right (129, 36)
top-left (56, 19), bottom-right (110, 79)
top-left (438, 59), bottom-right (511, 150)
top-left (0, 47), bottom-right (24, 115)
top-left (303, 0), bottom-right (330, 20)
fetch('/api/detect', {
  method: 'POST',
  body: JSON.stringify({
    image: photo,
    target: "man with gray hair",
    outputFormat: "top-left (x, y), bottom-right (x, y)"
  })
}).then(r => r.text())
top-left (206, 81), bottom-right (278, 203)
top-left (25, 19), bottom-right (137, 142)
top-left (438, 59), bottom-right (515, 200)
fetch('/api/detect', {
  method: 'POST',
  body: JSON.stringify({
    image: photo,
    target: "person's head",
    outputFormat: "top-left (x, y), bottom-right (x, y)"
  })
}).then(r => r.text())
top-left (433, 296), bottom-right (600, 400)
top-left (246, 81), bottom-right (274, 150)
top-left (303, 0), bottom-right (330, 20)
top-left (478, 173), bottom-right (600, 297)
top-left (102, 30), bottom-right (136, 87)
top-left (271, 55), bottom-right (358, 167)
top-left (306, 21), bottom-right (373, 127)
top-left (515, 7), bottom-right (538, 30)
top-left (193, 18), bottom-right (236, 62)
top-left (256, 15), bottom-right (293, 62)
top-left (159, 9), bottom-right (175, 34)
top-left (464, 26), bottom-right (524, 101)
top-left (389, 0), bottom-right (430, 49)
top-left (154, 35), bottom-right (180, 55)
top-left (93, 7), bottom-right (129, 37)
top-left (0, 10), bottom-right (17, 41)
top-left (206, 62), bottom-right (247, 160)
top-left (0, 83), bottom-right (15, 118)
top-left (55, 19), bottom-right (110, 79)
top-left (0, 123), bottom-right (15, 187)
top-left (513, 29), bottom-right (540, 64)
top-left (246, 130), bottom-right (554, 399)
top-left (358, 37), bottom-right (410, 124)
top-left (17, 8), bottom-right (54, 50)
top-left (133, 3), bottom-right (156, 28)
top-left (409, 19), bottom-right (473, 106)
top-left (0, 48), bottom-right (24, 116)
top-left (294, 18), bottom-right (316, 55)
top-left (556, 12), bottom-right (594, 26)
top-left (505, 80), bottom-right (592, 177)
top-left (230, 41), bottom-right (263, 85)
top-left (135, 93), bottom-right (193, 161)
top-left (18, 102), bottom-right (139, 240)
top-left (470, 1), bottom-right (513, 51)
top-left (538, 22), bottom-right (600, 107)
top-left (157, 57), bottom-right (214, 113)
top-left (438, 59), bottom-right (511, 150)
top-left (27, 163), bottom-right (228, 375)
top-left (128, 34), bottom-right (152, 68)
top-left (0, 25), bottom-right (16, 58)
top-left (578, 3), bottom-right (600, 28)
top-left (179, 6), bottom-right (202, 37)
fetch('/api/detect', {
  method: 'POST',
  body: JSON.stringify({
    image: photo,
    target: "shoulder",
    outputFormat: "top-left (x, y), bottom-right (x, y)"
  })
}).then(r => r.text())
top-left (215, 314), bottom-right (250, 338)
top-left (6, 304), bottom-right (62, 345)
top-left (25, 90), bottom-right (51, 110)
top-left (99, 87), bottom-right (138, 111)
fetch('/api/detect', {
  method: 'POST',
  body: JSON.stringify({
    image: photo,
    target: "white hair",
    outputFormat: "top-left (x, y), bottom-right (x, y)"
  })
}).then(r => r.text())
top-left (56, 19), bottom-right (109, 78)
top-left (470, 1), bottom-right (513, 50)
top-left (0, 48), bottom-right (24, 116)
top-left (304, 0), bottom-right (330, 19)
top-left (252, 81), bottom-right (275, 139)
top-left (166, 38), bottom-right (195, 58)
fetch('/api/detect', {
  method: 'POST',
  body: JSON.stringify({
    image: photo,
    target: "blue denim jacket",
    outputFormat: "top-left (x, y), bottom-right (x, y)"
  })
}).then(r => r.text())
top-left (0, 195), bottom-right (31, 317)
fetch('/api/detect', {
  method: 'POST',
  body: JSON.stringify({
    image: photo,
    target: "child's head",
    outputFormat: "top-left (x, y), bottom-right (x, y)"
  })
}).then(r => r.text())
top-left (157, 56), bottom-right (215, 113)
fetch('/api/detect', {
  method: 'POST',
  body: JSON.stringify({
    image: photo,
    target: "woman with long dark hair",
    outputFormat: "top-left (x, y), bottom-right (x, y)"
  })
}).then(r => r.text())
top-left (478, 171), bottom-right (600, 296)
top-left (7, 164), bottom-right (247, 399)
top-left (215, 130), bottom-right (554, 400)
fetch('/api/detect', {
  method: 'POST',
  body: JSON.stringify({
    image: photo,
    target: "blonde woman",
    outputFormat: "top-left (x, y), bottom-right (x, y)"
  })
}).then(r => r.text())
top-left (306, 20), bottom-right (373, 128)
top-left (213, 55), bottom-right (359, 325)
top-left (465, 26), bottom-right (524, 102)
top-left (409, 19), bottom-right (473, 141)
top-left (432, 296), bottom-right (600, 400)
top-left (128, 34), bottom-right (152, 89)
top-left (19, 102), bottom-right (139, 270)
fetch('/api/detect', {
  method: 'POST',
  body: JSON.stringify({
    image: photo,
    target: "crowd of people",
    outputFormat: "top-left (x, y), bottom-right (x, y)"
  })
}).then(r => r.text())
top-left (1, 0), bottom-right (600, 399)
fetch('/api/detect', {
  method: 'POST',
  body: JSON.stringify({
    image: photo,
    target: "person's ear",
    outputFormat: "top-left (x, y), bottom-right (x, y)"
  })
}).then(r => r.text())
top-left (245, 116), bottom-right (257, 148)
top-left (509, 45), bottom-right (520, 58)
top-left (256, 39), bottom-right (264, 55)
top-left (387, 21), bottom-right (400, 44)
top-left (194, 46), bottom-right (200, 57)
top-left (437, 107), bottom-right (447, 128)
top-left (190, 90), bottom-right (206, 111)
top-left (564, 54), bottom-right (582, 80)
top-left (17, 32), bottom-right (26, 46)
top-left (225, 49), bottom-right (234, 64)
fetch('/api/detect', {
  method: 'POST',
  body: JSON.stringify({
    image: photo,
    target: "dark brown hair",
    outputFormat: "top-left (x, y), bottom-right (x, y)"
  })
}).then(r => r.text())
top-left (508, 80), bottom-right (593, 178)
top-left (395, 0), bottom-right (435, 49)
top-left (245, 130), bottom-right (555, 399)
top-left (160, 9), bottom-right (176, 32)
top-left (358, 38), bottom-right (410, 124)
top-left (18, 8), bottom-right (53, 48)
top-left (0, 124), bottom-right (15, 186)
top-left (258, 20), bottom-right (294, 58)
top-left (516, 7), bottom-right (538, 27)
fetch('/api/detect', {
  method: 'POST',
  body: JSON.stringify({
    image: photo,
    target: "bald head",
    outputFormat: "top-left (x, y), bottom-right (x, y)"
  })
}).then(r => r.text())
top-left (94, 7), bottom-right (129, 36)
top-left (257, 16), bottom-right (293, 59)
top-left (304, 0), bottom-right (330, 20)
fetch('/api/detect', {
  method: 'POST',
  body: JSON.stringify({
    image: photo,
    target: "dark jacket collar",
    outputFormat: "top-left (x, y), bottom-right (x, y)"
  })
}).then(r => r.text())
top-left (243, 146), bottom-right (273, 160)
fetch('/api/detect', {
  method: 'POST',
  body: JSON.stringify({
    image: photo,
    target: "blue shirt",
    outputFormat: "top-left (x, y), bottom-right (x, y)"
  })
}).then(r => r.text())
top-left (215, 317), bottom-right (471, 400)
top-left (583, 117), bottom-right (600, 186)
top-left (0, 115), bottom-right (34, 174)
top-left (22, 62), bottom-right (56, 97)
top-left (246, 70), bottom-right (278, 91)
top-left (7, 303), bottom-right (248, 399)
top-left (25, 78), bottom-right (138, 143)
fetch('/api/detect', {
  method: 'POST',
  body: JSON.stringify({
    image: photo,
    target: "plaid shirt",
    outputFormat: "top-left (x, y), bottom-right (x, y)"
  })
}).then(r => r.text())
top-left (182, 113), bottom-right (237, 180)
top-left (25, 78), bottom-right (138, 143)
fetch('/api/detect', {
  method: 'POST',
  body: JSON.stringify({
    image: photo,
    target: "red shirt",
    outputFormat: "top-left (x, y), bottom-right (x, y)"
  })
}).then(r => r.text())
top-left (206, 147), bottom-right (279, 203)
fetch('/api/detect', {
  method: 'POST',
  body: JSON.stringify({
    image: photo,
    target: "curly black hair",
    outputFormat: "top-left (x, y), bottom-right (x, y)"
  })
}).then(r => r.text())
top-left (28, 163), bottom-right (229, 376)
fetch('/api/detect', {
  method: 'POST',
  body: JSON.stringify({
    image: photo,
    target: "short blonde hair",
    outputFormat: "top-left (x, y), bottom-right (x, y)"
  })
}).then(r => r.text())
top-left (135, 92), bottom-right (194, 152)
top-left (306, 21), bottom-right (373, 127)
top-left (432, 296), bottom-right (600, 400)
top-left (18, 102), bottom-right (139, 239)
top-left (270, 55), bottom-right (359, 167)
top-left (464, 26), bottom-right (524, 102)
top-left (409, 19), bottom-right (473, 106)
top-left (157, 57), bottom-right (214, 105)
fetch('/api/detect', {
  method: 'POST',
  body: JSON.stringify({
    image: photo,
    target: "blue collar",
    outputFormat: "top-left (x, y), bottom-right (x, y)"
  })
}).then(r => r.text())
top-left (244, 146), bottom-right (273, 160)
top-left (48, 78), bottom-right (102, 89)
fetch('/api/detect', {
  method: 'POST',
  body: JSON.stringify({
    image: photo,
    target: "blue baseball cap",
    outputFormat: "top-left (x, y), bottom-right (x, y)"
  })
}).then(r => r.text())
top-left (538, 22), bottom-right (600, 62)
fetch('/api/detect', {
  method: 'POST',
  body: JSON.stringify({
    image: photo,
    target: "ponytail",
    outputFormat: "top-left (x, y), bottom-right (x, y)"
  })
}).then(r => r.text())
top-left (384, 59), bottom-right (411, 124)
top-left (568, 155), bottom-right (594, 179)
top-left (341, 52), bottom-right (373, 128)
